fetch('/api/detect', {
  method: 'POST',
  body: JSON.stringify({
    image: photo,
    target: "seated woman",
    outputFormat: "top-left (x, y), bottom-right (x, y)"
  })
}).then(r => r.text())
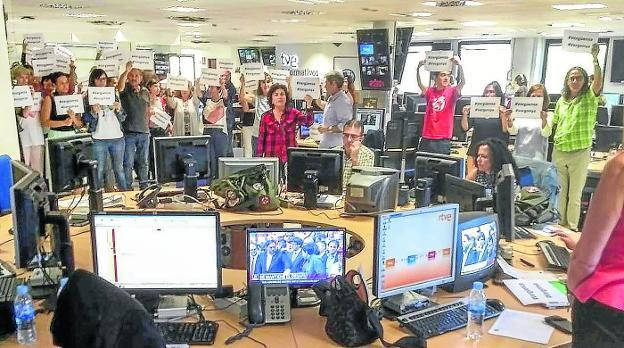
top-left (466, 137), bottom-right (518, 193)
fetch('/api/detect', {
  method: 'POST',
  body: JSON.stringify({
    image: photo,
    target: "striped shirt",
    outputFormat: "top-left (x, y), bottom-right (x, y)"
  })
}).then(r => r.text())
top-left (552, 90), bottom-right (599, 152)
top-left (256, 107), bottom-right (314, 163)
top-left (334, 145), bottom-right (375, 187)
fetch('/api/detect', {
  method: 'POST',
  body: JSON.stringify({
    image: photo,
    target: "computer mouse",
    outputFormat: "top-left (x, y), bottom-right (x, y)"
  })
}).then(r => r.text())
top-left (486, 299), bottom-right (505, 311)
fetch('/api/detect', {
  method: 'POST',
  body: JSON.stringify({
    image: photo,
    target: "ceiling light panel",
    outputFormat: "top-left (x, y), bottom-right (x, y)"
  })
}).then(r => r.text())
top-left (423, 1), bottom-right (482, 7)
top-left (40, 3), bottom-right (84, 9)
top-left (163, 6), bottom-right (205, 13)
top-left (552, 3), bottom-right (607, 10)
top-left (66, 13), bottom-right (106, 18)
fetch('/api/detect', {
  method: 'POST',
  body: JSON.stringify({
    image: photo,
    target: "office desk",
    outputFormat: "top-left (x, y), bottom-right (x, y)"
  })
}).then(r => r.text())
top-left (0, 200), bottom-right (573, 347)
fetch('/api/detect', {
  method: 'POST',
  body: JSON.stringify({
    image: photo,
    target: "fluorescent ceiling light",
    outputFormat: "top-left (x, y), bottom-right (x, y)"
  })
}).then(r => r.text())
top-left (423, 1), bottom-right (481, 6)
top-left (552, 3), bottom-right (606, 10)
top-left (462, 21), bottom-right (495, 27)
top-left (114, 30), bottom-right (127, 42)
top-left (271, 18), bottom-right (304, 23)
top-left (176, 22), bottom-right (200, 27)
top-left (550, 22), bottom-right (585, 28)
top-left (163, 6), bottom-right (204, 12)
top-left (185, 31), bottom-right (202, 36)
top-left (66, 13), bottom-right (106, 18)
top-left (412, 12), bottom-right (433, 17)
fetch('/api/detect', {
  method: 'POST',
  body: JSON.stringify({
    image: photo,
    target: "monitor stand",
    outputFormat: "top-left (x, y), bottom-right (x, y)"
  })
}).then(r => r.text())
top-left (382, 291), bottom-right (431, 316)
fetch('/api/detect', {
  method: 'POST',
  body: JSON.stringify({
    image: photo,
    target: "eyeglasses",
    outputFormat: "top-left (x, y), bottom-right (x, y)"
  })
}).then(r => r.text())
top-left (343, 133), bottom-right (362, 140)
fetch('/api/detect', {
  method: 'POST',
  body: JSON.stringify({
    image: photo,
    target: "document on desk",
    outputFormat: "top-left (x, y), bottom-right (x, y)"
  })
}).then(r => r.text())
top-left (497, 256), bottom-right (558, 281)
top-left (489, 309), bottom-right (555, 344)
top-left (503, 279), bottom-right (569, 307)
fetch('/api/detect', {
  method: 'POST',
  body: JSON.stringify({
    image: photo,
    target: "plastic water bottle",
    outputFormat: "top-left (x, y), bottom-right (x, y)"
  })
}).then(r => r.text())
top-left (467, 281), bottom-right (486, 341)
top-left (57, 277), bottom-right (68, 297)
top-left (14, 285), bottom-right (37, 345)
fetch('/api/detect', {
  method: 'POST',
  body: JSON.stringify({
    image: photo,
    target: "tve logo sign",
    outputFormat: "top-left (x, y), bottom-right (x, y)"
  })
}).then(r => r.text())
top-left (280, 53), bottom-right (299, 69)
top-left (438, 213), bottom-right (453, 222)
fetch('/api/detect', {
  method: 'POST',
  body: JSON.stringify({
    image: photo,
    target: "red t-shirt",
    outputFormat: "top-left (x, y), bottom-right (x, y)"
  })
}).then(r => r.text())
top-left (422, 86), bottom-right (460, 140)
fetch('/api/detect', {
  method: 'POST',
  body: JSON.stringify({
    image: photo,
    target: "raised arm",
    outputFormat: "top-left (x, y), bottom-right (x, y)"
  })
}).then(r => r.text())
top-left (452, 57), bottom-right (466, 93)
top-left (416, 60), bottom-right (427, 94)
top-left (461, 105), bottom-right (470, 131)
top-left (116, 61), bottom-right (133, 92)
top-left (239, 74), bottom-right (255, 112)
top-left (591, 44), bottom-right (603, 96)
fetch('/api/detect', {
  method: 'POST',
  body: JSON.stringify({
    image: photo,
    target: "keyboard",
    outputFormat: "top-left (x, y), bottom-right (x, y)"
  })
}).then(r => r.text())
top-left (0, 277), bottom-right (17, 303)
top-left (537, 240), bottom-right (570, 270)
top-left (397, 298), bottom-right (505, 339)
top-left (155, 320), bottom-right (219, 345)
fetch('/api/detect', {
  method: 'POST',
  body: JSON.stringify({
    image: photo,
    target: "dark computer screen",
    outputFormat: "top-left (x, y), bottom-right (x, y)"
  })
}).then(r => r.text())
top-left (260, 47), bottom-right (276, 66)
top-left (46, 133), bottom-right (94, 193)
top-left (414, 152), bottom-right (465, 199)
top-left (444, 174), bottom-right (487, 212)
top-left (452, 115), bottom-right (467, 142)
top-left (153, 135), bottom-right (212, 183)
top-left (454, 96), bottom-right (472, 115)
top-left (286, 148), bottom-right (343, 195)
top-left (611, 105), bottom-right (624, 127)
top-left (494, 164), bottom-right (516, 241)
top-left (594, 125), bottom-right (623, 152)
top-left (247, 228), bottom-right (346, 286)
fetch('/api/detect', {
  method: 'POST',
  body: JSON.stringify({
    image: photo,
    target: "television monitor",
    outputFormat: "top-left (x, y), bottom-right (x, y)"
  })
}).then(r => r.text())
top-left (417, 103), bottom-right (426, 113)
top-left (218, 157), bottom-right (280, 189)
top-left (494, 164), bottom-right (516, 241)
top-left (359, 44), bottom-right (374, 56)
top-left (611, 105), bottom-right (624, 127)
top-left (602, 93), bottom-right (621, 113)
top-left (356, 28), bottom-right (391, 91)
top-left (247, 227), bottom-right (346, 286)
top-left (260, 47), bottom-right (276, 67)
top-left (444, 174), bottom-right (487, 212)
top-left (443, 212), bottom-right (499, 293)
top-left (454, 96), bottom-right (472, 115)
top-left (393, 27), bottom-right (414, 83)
top-left (373, 204), bottom-right (459, 299)
top-left (91, 211), bottom-right (221, 294)
top-left (414, 152), bottom-right (465, 201)
top-left (299, 111), bottom-right (324, 140)
top-left (286, 148), bottom-right (343, 208)
top-left (610, 39), bottom-right (624, 83)
top-left (594, 125), bottom-right (623, 152)
top-left (153, 135), bottom-right (211, 200)
top-left (452, 115), bottom-right (467, 142)
top-left (238, 48), bottom-right (261, 64)
top-left (356, 108), bottom-right (385, 134)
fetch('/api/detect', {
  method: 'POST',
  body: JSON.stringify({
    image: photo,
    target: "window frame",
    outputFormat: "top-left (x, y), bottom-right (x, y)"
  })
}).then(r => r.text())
top-left (540, 38), bottom-right (609, 85)
top-left (457, 39), bottom-right (512, 96)
top-left (396, 41), bottom-right (433, 93)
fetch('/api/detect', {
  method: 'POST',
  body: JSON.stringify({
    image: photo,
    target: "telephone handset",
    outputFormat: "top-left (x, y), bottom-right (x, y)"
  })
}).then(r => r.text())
top-left (247, 281), bottom-right (291, 324)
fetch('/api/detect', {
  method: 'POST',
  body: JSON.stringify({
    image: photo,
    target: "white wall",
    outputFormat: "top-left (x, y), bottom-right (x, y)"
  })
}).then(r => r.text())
top-left (274, 42), bottom-right (357, 77)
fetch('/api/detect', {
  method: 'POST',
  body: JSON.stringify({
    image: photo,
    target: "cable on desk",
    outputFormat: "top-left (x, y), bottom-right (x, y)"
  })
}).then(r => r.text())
top-left (289, 320), bottom-right (299, 348)
top-left (71, 229), bottom-right (91, 237)
top-left (0, 238), bottom-right (14, 247)
top-left (219, 319), bottom-right (268, 347)
top-left (511, 247), bottom-right (540, 256)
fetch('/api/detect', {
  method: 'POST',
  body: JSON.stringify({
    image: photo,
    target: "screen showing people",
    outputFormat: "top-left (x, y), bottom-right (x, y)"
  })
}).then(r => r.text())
top-left (460, 221), bottom-right (497, 276)
top-left (248, 228), bottom-right (346, 285)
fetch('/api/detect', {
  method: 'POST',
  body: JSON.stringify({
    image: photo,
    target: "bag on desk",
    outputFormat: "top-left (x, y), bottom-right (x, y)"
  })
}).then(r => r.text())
top-left (515, 187), bottom-right (559, 226)
top-left (211, 164), bottom-right (279, 211)
top-left (313, 270), bottom-right (426, 348)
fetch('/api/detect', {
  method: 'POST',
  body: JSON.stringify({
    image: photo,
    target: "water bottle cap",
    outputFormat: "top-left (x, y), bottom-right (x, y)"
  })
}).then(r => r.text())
top-left (16, 285), bottom-right (29, 296)
top-left (472, 281), bottom-right (483, 290)
top-left (59, 277), bottom-right (68, 288)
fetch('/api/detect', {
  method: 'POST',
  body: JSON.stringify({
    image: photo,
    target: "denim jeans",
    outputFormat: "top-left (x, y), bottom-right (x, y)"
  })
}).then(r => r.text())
top-left (203, 128), bottom-right (233, 178)
top-left (418, 138), bottom-right (451, 155)
top-left (123, 132), bottom-right (150, 189)
top-left (93, 138), bottom-right (127, 190)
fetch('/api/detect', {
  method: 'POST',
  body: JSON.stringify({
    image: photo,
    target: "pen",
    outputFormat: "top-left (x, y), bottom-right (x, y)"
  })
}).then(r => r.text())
top-left (520, 258), bottom-right (535, 268)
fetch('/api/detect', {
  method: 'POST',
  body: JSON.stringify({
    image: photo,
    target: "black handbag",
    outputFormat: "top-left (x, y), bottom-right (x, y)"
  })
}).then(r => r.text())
top-left (313, 270), bottom-right (426, 348)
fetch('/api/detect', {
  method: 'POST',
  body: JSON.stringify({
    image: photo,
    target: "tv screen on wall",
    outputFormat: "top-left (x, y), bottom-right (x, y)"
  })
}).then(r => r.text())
top-left (356, 29), bottom-right (392, 91)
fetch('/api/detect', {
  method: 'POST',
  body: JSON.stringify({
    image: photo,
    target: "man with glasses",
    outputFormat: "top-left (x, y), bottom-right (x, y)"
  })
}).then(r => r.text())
top-left (334, 119), bottom-right (374, 187)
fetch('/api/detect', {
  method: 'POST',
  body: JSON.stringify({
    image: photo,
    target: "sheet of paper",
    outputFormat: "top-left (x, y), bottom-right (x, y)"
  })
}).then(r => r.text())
top-left (97, 40), bottom-right (117, 51)
top-left (101, 49), bottom-right (128, 63)
top-left (489, 309), bottom-right (555, 344)
top-left (199, 68), bottom-right (220, 86)
top-left (150, 110), bottom-right (172, 130)
top-left (268, 68), bottom-right (290, 85)
top-left (291, 76), bottom-right (320, 100)
top-left (54, 94), bottom-right (85, 115)
top-left (470, 97), bottom-right (500, 118)
top-left (424, 51), bottom-right (453, 72)
top-left (166, 74), bottom-right (189, 91)
top-left (512, 97), bottom-right (543, 119)
top-left (32, 58), bottom-right (55, 76)
top-left (33, 47), bottom-right (56, 61)
top-left (12, 86), bottom-right (34, 108)
top-left (562, 30), bottom-right (599, 53)
top-left (503, 279), bottom-right (569, 306)
top-left (217, 59), bottom-right (235, 74)
top-left (497, 257), bottom-right (559, 281)
top-left (31, 92), bottom-right (42, 112)
top-left (96, 59), bottom-right (120, 76)
top-left (53, 54), bottom-right (71, 73)
top-left (54, 45), bottom-right (74, 59)
top-left (131, 50), bottom-right (154, 70)
top-left (88, 87), bottom-right (116, 106)
top-left (245, 79), bottom-right (258, 90)
top-left (242, 63), bottom-right (264, 81)
top-left (24, 33), bottom-right (44, 47)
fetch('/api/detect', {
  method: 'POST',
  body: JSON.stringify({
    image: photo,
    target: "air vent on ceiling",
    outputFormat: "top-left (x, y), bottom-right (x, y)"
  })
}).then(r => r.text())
top-left (433, 27), bottom-right (460, 31)
top-left (281, 10), bottom-right (322, 16)
top-left (88, 20), bottom-right (124, 26)
top-left (361, 7), bottom-right (379, 12)
top-left (21, 16), bottom-right (35, 20)
top-left (191, 39), bottom-right (211, 44)
top-left (136, 19), bottom-right (151, 23)
top-left (256, 34), bottom-right (278, 37)
top-left (438, 18), bottom-right (456, 22)
top-left (40, 3), bottom-right (84, 9)
top-left (167, 16), bottom-right (210, 23)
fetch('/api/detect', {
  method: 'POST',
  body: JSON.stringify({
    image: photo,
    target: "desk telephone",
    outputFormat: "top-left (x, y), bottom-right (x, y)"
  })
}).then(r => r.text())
top-left (247, 281), bottom-right (291, 324)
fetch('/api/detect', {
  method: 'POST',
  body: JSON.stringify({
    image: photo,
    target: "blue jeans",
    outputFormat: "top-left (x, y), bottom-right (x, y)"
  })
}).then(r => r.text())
top-left (203, 128), bottom-right (233, 178)
top-left (93, 138), bottom-right (127, 190)
top-left (418, 138), bottom-right (451, 155)
top-left (123, 132), bottom-right (150, 189)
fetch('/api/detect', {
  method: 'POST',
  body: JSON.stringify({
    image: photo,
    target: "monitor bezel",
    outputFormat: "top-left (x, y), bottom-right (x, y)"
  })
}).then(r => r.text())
top-left (217, 157), bottom-right (280, 189)
top-left (286, 147), bottom-right (344, 195)
top-left (457, 213), bottom-right (499, 277)
top-left (90, 210), bottom-right (222, 295)
top-left (246, 227), bottom-right (347, 287)
top-left (45, 133), bottom-right (93, 193)
top-left (373, 204), bottom-right (459, 299)
top-left (153, 135), bottom-right (212, 184)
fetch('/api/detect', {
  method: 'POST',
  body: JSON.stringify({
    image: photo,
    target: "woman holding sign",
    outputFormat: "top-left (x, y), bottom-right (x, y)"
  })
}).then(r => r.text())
top-left (82, 69), bottom-right (127, 190)
top-left (165, 80), bottom-right (203, 137)
top-left (41, 72), bottom-right (83, 139)
top-left (461, 81), bottom-right (513, 169)
top-left (240, 72), bottom-right (273, 156)
top-left (509, 84), bottom-right (552, 161)
top-left (549, 44), bottom-right (602, 231)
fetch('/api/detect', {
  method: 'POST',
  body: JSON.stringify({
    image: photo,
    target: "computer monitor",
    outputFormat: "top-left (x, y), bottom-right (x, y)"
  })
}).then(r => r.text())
top-left (373, 204), bottom-right (459, 299)
top-left (454, 96), bottom-right (472, 115)
top-left (218, 157), bottom-right (280, 189)
top-left (597, 106), bottom-right (609, 126)
top-left (286, 148), bottom-right (343, 209)
top-left (452, 115), bottom-right (467, 142)
top-left (404, 93), bottom-right (424, 112)
top-left (444, 174), bottom-right (487, 212)
top-left (91, 211), bottom-right (221, 294)
top-left (153, 135), bottom-right (211, 200)
top-left (238, 48), bottom-right (261, 64)
top-left (494, 164), bottom-right (516, 241)
top-left (443, 211), bottom-right (499, 293)
top-left (611, 105), bottom-right (624, 127)
top-left (345, 166), bottom-right (400, 214)
top-left (299, 111), bottom-right (324, 140)
top-left (594, 125), bottom-right (623, 152)
top-left (247, 227), bottom-right (346, 286)
top-left (414, 152), bottom-right (465, 201)
top-left (417, 103), bottom-right (426, 113)
top-left (356, 108), bottom-right (385, 134)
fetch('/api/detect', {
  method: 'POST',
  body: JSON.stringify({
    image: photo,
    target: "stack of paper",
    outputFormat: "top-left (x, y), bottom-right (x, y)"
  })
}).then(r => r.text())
top-left (489, 309), bottom-right (555, 344)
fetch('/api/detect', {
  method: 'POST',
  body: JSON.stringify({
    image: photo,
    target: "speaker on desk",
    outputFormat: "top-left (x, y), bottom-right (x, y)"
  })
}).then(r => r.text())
top-left (221, 229), bottom-right (232, 268)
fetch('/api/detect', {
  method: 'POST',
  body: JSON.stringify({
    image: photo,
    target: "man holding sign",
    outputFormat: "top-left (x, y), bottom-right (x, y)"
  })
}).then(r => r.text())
top-left (416, 55), bottom-right (465, 155)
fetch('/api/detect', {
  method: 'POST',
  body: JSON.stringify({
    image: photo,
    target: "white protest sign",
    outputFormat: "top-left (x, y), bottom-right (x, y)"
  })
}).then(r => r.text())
top-left (512, 97), bottom-right (543, 119)
top-left (166, 74), bottom-right (189, 91)
top-left (53, 54), bottom-right (71, 73)
top-left (54, 45), bottom-right (74, 59)
top-left (562, 30), bottom-right (599, 53)
top-left (242, 63), bottom-right (264, 81)
top-left (217, 59), bottom-right (235, 74)
top-left (33, 47), bottom-right (56, 61)
top-left (469, 97), bottom-right (501, 118)
top-left (269, 69), bottom-right (290, 85)
top-left (245, 80), bottom-right (258, 90)
top-left (31, 92), bottom-right (42, 112)
top-left (96, 59), bottom-right (120, 76)
top-left (54, 94), bottom-right (85, 115)
top-left (291, 76), bottom-right (320, 100)
top-left (424, 51), bottom-right (453, 72)
top-left (12, 86), bottom-right (34, 108)
top-left (101, 49), bottom-right (127, 62)
top-left (150, 110), bottom-right (172, 130)
top-left (130, 50), bottom-right (154, 70)
top-left (200, 68), bottom-right (220, 86)
top-left (24, 33), bottom-right (44, 47)
top-left (97, 40), bottom-right (117, 51)
top-left (32, 58), bottom-right (55, 76)
top-left (88, 87), bottom-right (116, 106)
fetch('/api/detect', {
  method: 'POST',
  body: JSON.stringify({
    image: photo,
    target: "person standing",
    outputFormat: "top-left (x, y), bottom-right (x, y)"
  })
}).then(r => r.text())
top-left (117, 61), bottom-right (150, 190)
top-left (416, 56), bottom-right (465, 155)
top-left (509, 84), bottom-right (552, 161)
top-left (165, 80), bottom-right (203, 137)
top-left (12, 65), bottom-right (45, 173)
top-left (222, 70), bottom-right (236, 146)
top-left (550, 44), bottom-right (602, 231)
top-left (240, 73), bottom-right (272, 157)
top-left (41, 72), bottom-right (83, 139)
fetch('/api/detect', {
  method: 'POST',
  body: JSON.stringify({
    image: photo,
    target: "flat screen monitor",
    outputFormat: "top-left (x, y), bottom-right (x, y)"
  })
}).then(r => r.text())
top-left (286, 148), bottom-right (343, 196)
top-left (247, 227), bottom-right (346, 286)
top-left (91, 211), bottom-right (221, 294)
top-left (357, 28), bottom-right (391, 91)
top-left (218, 157), bottom-right (280, 189)
top-left (373, 204), bottom-right (459, 298)
top-left (611, 105), bottom-right (624, 127)
top-left (414, 152), bottom-right (465, 200)
top-left (238, 48), bottom-right (261, 64)
top-left (153, 136), bottom-right (211, 196)
top-left (444, 174), bottom-right (487, 212)
top-left (260, 47), bottom-right (276, 67)
top-left (404, 93), bottom-right (424, 112)
top-left (594, 125), bottom-right (623, 152)
top-left (299, 111), bottom-right (324, 139)
top-left (356, 108), bottom-right (385, 134)
top-left (393, 27), bottom-right (414, 83)
top-left (495, 164), bottom-right (516, 241)
top-left (454, 96), bottom-right (472, 115)
top-left (46, 133), bottom-right (94, 193)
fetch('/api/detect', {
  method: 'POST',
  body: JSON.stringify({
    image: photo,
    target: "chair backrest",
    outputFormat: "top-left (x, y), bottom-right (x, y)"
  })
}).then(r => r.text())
top-left (363, 129), bottom-right (384, 151)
